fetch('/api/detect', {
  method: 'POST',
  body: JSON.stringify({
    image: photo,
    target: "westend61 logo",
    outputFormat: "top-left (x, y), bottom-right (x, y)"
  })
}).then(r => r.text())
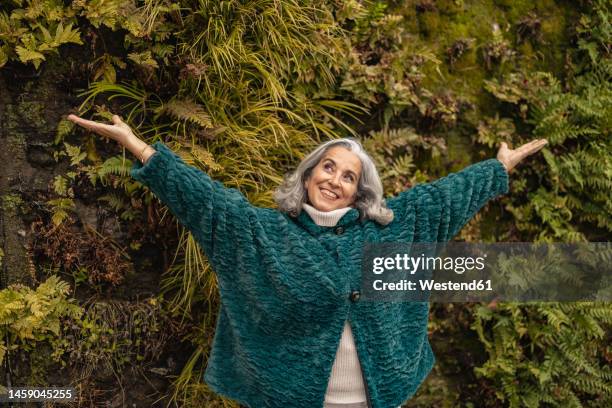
top-left (361, 243), bottom-right (612, 303)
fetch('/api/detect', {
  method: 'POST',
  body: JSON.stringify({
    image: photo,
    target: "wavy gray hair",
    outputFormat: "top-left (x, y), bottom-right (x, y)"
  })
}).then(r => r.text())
top-left (273, 138), bottom-right (394, 225)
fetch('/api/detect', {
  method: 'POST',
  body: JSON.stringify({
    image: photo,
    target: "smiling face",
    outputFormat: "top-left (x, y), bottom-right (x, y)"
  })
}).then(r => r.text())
top-left (304, 146), bottom-right (362, 212)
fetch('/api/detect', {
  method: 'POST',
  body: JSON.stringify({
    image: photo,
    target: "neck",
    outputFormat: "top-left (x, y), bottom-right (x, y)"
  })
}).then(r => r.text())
top-left (302, 203), bottom-right (352, 227)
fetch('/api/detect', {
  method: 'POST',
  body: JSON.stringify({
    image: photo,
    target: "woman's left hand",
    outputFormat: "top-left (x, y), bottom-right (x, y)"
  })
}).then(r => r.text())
top-left (496, 139), bottom-right (548, 172)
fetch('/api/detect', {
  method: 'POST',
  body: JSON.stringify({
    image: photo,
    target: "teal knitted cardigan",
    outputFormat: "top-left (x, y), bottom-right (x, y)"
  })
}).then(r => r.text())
top-left (130, 142), bottom-right (509, 408)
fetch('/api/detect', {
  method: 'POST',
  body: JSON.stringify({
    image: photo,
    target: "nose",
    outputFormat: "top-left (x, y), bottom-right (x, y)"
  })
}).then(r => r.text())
top-left (328, 173), bottom-right (342, 188)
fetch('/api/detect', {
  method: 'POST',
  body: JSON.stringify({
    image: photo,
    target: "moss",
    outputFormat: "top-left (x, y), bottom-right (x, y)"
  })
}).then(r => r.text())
top-left (445, 23), bottom-right (471, 41)
top-left (1, 194), bottom-right (24, 212)
top-left (16, 100), bottom-right (48, 130)
top-left (493, 0), bottom-right (513, 7)
top-left (538, 9), bottom-right (570, 77)
top-left (436, 0), bottom-right (464, 16)
top-left (445, 130), bottom-right (475, 172)
top-left (493, 0), bottom-right (535, 21)
top-left (417, 11), bottom-right (441, 37)
top-left (7, 133), bottom-right (26, 152)
top-left (3, 105), bottom-right (23, 137)
top-left (400, 4), bottom-right (420, 33)
top-left (517, 41), bottom-right (538, 70)
top-left (397, 0), bottom-right (577, 134)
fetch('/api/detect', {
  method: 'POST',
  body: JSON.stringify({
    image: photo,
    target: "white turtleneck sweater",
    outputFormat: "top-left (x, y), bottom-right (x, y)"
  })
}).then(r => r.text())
top-left (302, 203), bottom-right (368, 406)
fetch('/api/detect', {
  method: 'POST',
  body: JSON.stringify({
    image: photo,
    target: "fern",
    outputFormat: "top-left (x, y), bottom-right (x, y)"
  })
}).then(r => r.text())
top-left (88, 155), bottom-right (133, 185)
top-left (97, 193), bottom-right (128, 213)
top-left (0, 276), bottom-right (83, 365)
top-left (46, 197), bottom-right (75, 226)
top-left (127, 50), bottom-right (159, 70)
top-left (37, 21), bottom-right (82, 49)
top-left (158, 98), bottom-right (214, 129)
top-left (473, 301), bottom-right (612, 407)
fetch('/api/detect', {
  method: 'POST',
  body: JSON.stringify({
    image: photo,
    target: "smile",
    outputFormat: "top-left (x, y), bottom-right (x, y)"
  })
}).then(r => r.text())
top-left (320, 188), bottom-right (339, 200)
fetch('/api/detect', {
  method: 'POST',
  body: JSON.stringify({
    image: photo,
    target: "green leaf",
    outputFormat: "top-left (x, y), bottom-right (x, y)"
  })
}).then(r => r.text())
top-left (15, 45), bottom-right (45, 65)
top-left (54, 22), bottom-right (82, 46)
top-left (63, 142), bottom-right (87, 166)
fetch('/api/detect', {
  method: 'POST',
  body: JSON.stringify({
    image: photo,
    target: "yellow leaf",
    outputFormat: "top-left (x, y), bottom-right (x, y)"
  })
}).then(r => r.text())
top-left (54, 22), bottom-right (82, 46)
top-left (15, 45), bottom-right (45, 64)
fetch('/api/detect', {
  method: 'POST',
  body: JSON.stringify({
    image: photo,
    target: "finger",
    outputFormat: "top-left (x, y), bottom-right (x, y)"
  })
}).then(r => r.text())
top-left (68, 115), bottom-right (115, 135)
top-left (516, 139), bottom-right (542, 150)
top-left (112, 114), bottom-right (122, 124)
top-left (517, 140), bottom-right (548, 158)
top-left (516, 139), bottom-right (546, 155)
top-left (500, 141), bottom-right (508, 150)
top-left (67, 115), bottom-right (99, 129)
top-left (527, 140), bottom-right (548, 154)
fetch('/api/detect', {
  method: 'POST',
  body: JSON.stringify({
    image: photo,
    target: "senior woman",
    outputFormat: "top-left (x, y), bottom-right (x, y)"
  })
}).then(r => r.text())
top-left (67, 113), bottom-right (546, 408)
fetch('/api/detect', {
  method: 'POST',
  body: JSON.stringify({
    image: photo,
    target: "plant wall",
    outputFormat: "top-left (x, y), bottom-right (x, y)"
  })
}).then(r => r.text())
top-left (0, 1), bottom-right (609, 407)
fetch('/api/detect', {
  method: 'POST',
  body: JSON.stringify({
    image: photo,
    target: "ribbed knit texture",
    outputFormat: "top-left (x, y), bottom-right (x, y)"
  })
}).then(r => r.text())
top-left (303, 203), bottom-right (353, 227)
top-left (130, 142), bottom-right (509, 408)
top-left (325, 321), bottom-right (368, 404)
top-left (303, 203), bottom-right (368, 405)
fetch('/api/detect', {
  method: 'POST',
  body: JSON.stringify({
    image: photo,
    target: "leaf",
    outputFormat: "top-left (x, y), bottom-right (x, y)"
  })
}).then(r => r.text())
top-left (53, 175), bottom-right (69, 196)
top-left (55, 119), bottom-right (74, 146)
top-left (63, 142), bottom-right (87, 166)
top-left (0, 47), bottom-right (7, 68)
top-left (39, 24), bottom-right (52, 43)
top-left (54, 22), bottom-right (82, 46)
top-left (190, 144), bottom-right (223, 172)
top-left (15, 45), bottom-right (45, 65)
top-left (127, 50), bottom-right (159, 70)
top-left (161, 99), bottom-right (213, 129)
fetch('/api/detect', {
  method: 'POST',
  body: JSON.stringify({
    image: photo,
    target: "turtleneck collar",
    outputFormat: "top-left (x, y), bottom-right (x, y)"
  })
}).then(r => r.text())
top-left (302, 203), bottom-right (352, 227)
top-left (292, 203), bottom-right (361, 236)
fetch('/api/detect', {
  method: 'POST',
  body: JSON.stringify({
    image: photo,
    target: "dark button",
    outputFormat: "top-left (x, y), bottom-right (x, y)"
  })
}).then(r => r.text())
top-left (334, 226), bottom-right (345, 235)
top-left (349, 290), bottom-right (361, 302)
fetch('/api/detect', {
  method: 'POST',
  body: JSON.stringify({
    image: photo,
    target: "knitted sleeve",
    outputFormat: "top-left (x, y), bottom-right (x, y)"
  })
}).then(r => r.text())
top-left (389, 158), bottom-right (509, 242)
top-left (129, 141), bottom-right (254, 261)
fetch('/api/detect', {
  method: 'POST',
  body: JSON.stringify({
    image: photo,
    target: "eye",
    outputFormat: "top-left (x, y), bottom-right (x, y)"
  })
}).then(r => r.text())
top-left (323, 162), bottom-right (333, 172)
top-left (344, 173), bottom-right (355, 183)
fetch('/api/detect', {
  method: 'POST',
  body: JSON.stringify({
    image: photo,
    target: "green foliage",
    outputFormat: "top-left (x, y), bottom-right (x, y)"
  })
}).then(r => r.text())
top-left (472, 301), bottom-right (612, 407)
top-left (97, 192), bottom-right (139, 221)
top-left (337, 1), bottom-right (444, 127)
top-left (157, 98), bottom-right (213, 129)
top-left (45, 197), bottom-right (75, 226)
top-left (0, 0), bottom-right (180, 70)
top-left (361, 126), bottom-right (444, 194)
top-left (54, 299), bottom-right (172, 375)
top-left (2, 0), bottom-right (611, 406)
top-left (0, 276), bottom-right (83, 366)
top-left (0, 5), bottom-right (83, 69)
top-left (467, 5), bottom-right (612, 405)
top-left (484, 49), bottom-right (611, 241)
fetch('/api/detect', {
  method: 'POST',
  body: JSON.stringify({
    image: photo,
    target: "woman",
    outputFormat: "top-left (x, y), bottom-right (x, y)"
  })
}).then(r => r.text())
top-left (67, 113), bottom-right (546, 408)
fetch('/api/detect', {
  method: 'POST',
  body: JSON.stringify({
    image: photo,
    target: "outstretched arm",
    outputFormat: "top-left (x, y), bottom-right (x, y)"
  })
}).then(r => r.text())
top-left (128, 141), bottom-right (254, 260)
top-left (389, 139), bottom-right (548, 242)
top-left (67, 113), bottom-right (254, 262)
top-left (67, 114), bottom-right (157, 164)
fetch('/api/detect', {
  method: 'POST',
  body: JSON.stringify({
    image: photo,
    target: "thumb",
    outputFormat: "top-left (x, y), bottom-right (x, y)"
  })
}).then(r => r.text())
top-left (500, 142), bottom-right (508, 150)
top-left (112, 115), bottom-right (122, 124)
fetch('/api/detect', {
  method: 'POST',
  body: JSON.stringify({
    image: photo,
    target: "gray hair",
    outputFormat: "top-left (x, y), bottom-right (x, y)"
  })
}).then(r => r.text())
top-left (273, 138), bottom-right (394, 225)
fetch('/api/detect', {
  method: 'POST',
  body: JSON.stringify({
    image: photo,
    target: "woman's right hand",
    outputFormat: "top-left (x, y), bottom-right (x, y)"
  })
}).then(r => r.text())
top-left (67, 113), bottom-right (135, 145)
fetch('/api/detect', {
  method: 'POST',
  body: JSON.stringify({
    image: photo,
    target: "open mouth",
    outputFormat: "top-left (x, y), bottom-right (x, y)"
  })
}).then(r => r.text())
top-left (320, 187), bottom-right (339, 200)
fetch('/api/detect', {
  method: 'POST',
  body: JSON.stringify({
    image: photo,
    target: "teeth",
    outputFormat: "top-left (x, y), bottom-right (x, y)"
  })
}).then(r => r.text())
top-left (321, 189), bottom-right (338, 199)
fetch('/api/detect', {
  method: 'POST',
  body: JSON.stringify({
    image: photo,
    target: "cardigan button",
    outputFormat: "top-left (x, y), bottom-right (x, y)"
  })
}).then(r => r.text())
top-left (334, 226), bottom-right (345, 235)
top-left (349, 291), bottom-right (361, 302)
